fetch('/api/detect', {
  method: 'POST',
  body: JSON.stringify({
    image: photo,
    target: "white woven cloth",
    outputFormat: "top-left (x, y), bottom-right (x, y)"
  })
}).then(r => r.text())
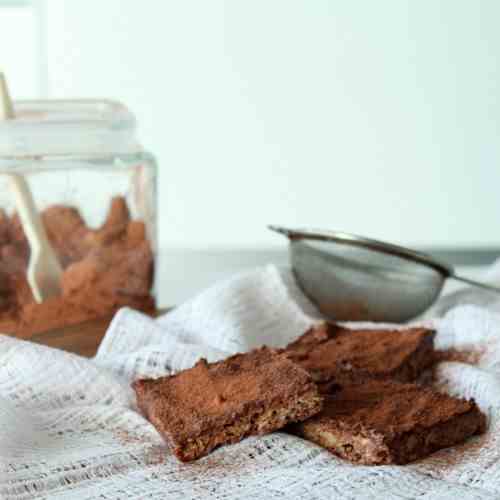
top-left (2, 263), bottom-right (500, 499)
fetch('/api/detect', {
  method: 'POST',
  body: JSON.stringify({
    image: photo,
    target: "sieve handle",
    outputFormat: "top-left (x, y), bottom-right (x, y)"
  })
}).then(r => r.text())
top-left (449, 273), bottom-right (500, 295)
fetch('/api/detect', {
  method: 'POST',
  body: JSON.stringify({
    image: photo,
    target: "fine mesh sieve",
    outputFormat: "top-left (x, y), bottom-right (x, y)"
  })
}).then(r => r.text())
top-left (269, 225), bottom-right (500, 323)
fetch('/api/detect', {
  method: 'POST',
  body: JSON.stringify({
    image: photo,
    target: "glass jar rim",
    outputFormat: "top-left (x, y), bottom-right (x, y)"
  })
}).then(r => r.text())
top-left (2, 99), bottom-right (136, 130)
top-left (0, 99), bottom-right (139, 156)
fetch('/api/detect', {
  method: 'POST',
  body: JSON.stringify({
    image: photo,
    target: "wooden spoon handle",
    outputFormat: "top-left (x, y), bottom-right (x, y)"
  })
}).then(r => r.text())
top-left (8, 174), bottom-right (50, 253)
top-left (0, 72), bottom-right (14, 120)
top-left (8, 173), bottom-right (63, 303)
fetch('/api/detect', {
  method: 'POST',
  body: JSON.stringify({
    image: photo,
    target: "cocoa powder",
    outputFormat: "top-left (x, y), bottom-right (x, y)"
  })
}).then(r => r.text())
top-left (0, 196), bottom-right (154, 338)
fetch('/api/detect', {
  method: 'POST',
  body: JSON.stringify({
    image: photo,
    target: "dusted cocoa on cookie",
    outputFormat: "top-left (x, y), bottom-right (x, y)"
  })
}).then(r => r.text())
top-left (292, 379), bottom-right (486, 465)
top-left (132, 347), bottom-right (323, 462)
top-left (285, 322), bottom-right (435, 391)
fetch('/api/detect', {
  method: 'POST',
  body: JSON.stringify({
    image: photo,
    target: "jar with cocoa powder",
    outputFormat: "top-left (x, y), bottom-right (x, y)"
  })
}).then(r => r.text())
top-left (0, 99), bottom-right (157, 337)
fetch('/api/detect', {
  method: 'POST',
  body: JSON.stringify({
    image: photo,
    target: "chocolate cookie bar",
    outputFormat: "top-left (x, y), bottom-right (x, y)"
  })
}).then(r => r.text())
top-left (292, 379), bottom-right (486, 465)
top-left (285, 322), bottom-right (435, 391)
top-left (133, 347), bottom-right (323, 462)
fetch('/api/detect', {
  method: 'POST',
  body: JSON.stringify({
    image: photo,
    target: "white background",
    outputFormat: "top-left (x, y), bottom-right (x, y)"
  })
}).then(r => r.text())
top-left (2, 0), bottom-right (500, 253)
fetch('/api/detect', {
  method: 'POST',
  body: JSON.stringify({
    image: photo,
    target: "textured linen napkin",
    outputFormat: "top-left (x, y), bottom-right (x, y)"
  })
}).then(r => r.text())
top-left (2, 263), bottom-right (500, 499)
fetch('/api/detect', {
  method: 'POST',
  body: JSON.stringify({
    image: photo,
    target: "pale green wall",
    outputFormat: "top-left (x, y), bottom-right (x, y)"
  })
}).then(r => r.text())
top-left (39, 0), bottom-right (500, 249)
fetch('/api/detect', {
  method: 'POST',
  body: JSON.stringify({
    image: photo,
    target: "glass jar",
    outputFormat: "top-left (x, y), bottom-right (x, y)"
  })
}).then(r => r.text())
top-left (0, 99), bottom-right (157, 338)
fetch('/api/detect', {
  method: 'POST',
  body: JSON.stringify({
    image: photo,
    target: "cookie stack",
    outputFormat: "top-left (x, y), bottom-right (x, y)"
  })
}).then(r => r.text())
top-left (133, 323), bottom-right (486, 464)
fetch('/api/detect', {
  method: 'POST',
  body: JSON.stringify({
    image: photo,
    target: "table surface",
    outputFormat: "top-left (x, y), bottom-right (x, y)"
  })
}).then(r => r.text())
top-left (28, 309), bottom-right (165, 357)
top-left (30, 314), bottom-right (120, 357)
